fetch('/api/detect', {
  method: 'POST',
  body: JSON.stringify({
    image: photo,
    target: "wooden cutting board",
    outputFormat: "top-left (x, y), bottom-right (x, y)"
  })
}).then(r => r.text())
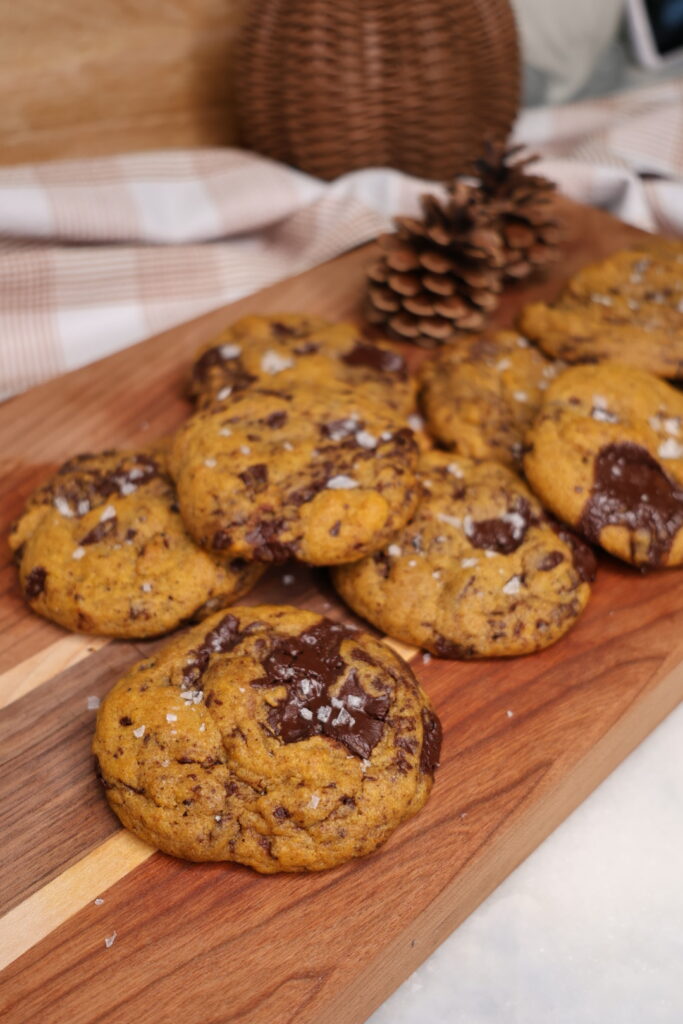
top-left (1, 197), bottom-right (682, 1024)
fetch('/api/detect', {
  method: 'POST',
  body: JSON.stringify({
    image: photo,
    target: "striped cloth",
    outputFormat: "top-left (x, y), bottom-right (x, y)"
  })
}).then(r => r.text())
top-left (2, 77), bottom-right (683, 400)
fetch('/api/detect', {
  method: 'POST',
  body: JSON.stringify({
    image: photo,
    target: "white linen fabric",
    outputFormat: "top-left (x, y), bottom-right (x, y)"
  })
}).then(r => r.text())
top-left (1, 78), bottom-right (683, 400)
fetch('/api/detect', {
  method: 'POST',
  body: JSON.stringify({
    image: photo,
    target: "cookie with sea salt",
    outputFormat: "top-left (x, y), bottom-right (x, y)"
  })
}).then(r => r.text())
top-left (332, 450), bottom-right (595, 658)
top-left (9, 449), bottom-right (263, 637)
top-left (519, 242), bottom-right (683, 379)
top-left (92, 605), bottom-right (441, 872)
top-left (188, 313), bottom-right (416, 415)
top-left (524, 361), bottom-right (683, 568)
top-left (169, 381), bottom-right (420, 565)
top-left (418, 330), bottom-right (561, 467)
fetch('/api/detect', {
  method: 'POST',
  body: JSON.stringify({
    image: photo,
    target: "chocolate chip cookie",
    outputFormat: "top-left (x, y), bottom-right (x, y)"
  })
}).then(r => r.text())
top-left (524, 361), bottom-right (683, 568)
top-left (169, 382), bottom-right (420, 565)
top-left (332, 450), bottom-right (595, 658)
top-left (92, 605), bottom-right (441, 872)
top-left (10, 449), bottom-right (263, 637)
top-left (188, 313), bottom-right (415, 415)
top-left (519, 242), bottom-right (683, 379)
top-left (418, 331), bottom-right (561, 467)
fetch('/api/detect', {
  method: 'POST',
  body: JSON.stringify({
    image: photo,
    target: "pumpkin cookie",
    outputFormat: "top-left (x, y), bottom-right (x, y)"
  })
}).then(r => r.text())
top-left (524, 362), bottom-right (683, 568)
top-left (418, 330), bottom-right (561, 467)
top-left (188, 313), bottom-right (415, 415)
top-left (169, 381), bottom-right (420, 565)
top-left (9, 449), bottom-right (263, 637)
top-left (332, 450), bottom-right (595, 658)
top-left (519, 243), bottom-right (683, 379)
top-left (92, 605), bottom-right (441, 872)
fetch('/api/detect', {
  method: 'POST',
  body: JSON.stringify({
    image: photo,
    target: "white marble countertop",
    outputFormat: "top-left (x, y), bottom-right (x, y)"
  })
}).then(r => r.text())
top-left (370, 700), bottom-right (683, 1024)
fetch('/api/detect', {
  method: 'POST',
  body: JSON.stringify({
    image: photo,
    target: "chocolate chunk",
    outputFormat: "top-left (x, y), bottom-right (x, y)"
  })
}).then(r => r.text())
top-left (272, 805), bottom-right (290, 820)
top-left (244, 520), bottom-right (293, 561)
top-left (329, 520), bottom-right (341, 537)
top-left (420, 709), bottom-right (442, 774)
top-left (292, 341), bottom-right (319, 355)
top-left (25, 566), bottom-right (47, 599)
top-left (579, 442), bottom-right (683, 567)
top-left (182, 613), bottom-right (247, 687)
top-left (432, 635), bottom-right (475, 659)
top-left (239, 464), bottom-right (268, 492)
top-left (467, 497), bottom-right (533, 554)
top-left (341, 340), bottom-right (408, 379)
top-left (262, 623), bottom-right (389, 759)
top-left (265, 411), bottom-right (288, 429)
top-left (119, 716), bottom-right (133, 726)
top-left (549, 523), bottom-right (597, 583)
top-left (192, 345), bottom-right (232, 382)
top-left (80, 516), bottom-right (117, 545)
top-left (538, 551), bottom-right (564, 572)
top-left (213, 529), bottom-right (232, 550)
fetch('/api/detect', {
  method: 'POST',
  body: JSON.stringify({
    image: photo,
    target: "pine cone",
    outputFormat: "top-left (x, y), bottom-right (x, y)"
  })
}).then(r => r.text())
top-left (475, 142), bottom-right (561, 281)
top-left (366, 182), bottom-right (506, 347)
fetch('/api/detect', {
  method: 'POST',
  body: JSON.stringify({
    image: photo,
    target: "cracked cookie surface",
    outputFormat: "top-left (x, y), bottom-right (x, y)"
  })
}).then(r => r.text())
top-left (188, 313), bottom-right (416, 416)
top-left (524, 362), bottom-right (683, 567)
top-left (519, 242), bottom-right (683, 379)
top-left (10, 448), bottom-right (263, 637)
top-left (169, 381), bottom-right (420, 565)
top-left (332, 450), bottom-right (595, 658)
top-left (418, 330), bottom-right (560, 468)
top-left (92, 605), bottom-right (441, 872)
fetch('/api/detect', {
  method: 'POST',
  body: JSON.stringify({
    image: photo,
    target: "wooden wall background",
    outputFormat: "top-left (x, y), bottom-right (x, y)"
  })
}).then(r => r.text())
top-left (0, 0), bottom-right (249, 165)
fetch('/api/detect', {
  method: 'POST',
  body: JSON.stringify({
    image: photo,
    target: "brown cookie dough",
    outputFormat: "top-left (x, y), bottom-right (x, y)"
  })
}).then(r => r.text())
top-left (9, 448), bottom-right (263, 637)
top-left (92, 605), bottom-right (441, 872)
top-left (519, 242), bottom-right (683, 379)
top-left (524, 361), bottom-right (683, 567)
top-left (188, 313), bottom-right (416, 416)
top-left (418, 330), bottom-right (561, 467)
top-left (169, 381), bottom-right (420, 565)
top-left (332, 450), bottom-right (595, 658)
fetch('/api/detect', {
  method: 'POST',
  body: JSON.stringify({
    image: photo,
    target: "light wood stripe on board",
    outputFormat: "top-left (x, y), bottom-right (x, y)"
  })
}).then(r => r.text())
top-left (0, 831), bottom-right (155, 971)
top-left (0, 634), bottom-right (108, 711)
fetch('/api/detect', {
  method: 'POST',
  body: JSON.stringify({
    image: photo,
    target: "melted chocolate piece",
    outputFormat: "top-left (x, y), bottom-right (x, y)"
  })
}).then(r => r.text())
top-left (262, 623), bottom-right (390, 759)
top-left (420, 709), bottom-right (442, 774)
top-left (341, 340), bottom-right (407, 379)
top-left (52, 454), bottom-right (160, 517)
top-left (579, 442), bottom-right (683, 567)
top-left (182, 613), bottom-right (246, 687)
top-left (25, 566), bottom-right (47, 599)
top-left (550, 523), bottom-right (597, 583)
top-left (432, 635), bottom-right (476, 659)
top-left (191, 347), bottom-right (256, 393)
top-left (538, 551), bottom-right (564, 572)
top-left (239, 464), bottom-right (268, 492)
top-left (244, 520), bottom-right (293, 562)
top-left (467, 497), bottom-right (533, 554)
top-left (265, 411), bottom-right (287, 429)
top-left (80, 516), bottom-right (117, 545)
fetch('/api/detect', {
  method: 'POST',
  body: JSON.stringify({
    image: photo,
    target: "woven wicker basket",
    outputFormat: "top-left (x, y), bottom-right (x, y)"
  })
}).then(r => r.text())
top-left (236, 0), bottom-right (520, 181)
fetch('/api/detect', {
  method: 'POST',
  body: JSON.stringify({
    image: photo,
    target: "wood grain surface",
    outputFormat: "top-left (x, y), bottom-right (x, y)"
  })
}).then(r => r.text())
top-left (1, 197), bottom-right (681, 1024)
top-left (0, 0), bottom-right (249, 165)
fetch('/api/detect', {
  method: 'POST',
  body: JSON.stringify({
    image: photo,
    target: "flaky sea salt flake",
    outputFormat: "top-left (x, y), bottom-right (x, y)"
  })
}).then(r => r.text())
top-left (261, 350), bottom-right (293, 374)
top-left (86, 695), bottom-right (100, 710)
top-left (72, 546), bottom-right (86, 560)
top-left (326, 475), bottom-right (358, 490)
top-left (132, 725), bottom-right (146, 738)
top-left (104, 932), bottom-right (117, 949)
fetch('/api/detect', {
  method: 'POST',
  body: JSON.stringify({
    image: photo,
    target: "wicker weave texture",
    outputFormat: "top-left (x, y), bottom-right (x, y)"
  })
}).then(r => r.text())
top-left (236, 0), bottom-right (520, 181)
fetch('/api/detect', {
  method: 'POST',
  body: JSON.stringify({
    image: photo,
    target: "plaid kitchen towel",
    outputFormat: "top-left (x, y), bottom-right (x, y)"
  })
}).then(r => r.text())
top-left (2, 77), bottom-right (683, 400)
